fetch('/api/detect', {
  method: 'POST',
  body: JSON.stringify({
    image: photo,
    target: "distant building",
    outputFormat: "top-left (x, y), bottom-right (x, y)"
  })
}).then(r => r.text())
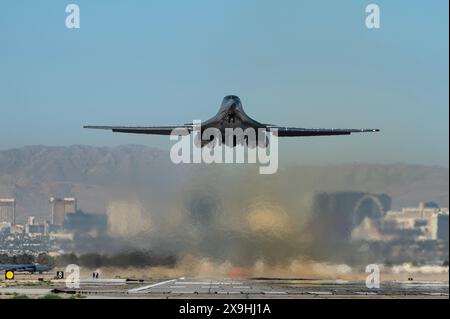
top-left (312, 191), bottom-right (391, 241)
top-left (64, 210), bottom-right (107, 234)
top-left (63, 197), bottom-right (77, 214)
top-left (0, 198), bottom-right (15, 225)
top-left (384, 203), bottom-right (449, 241)
top-left (50, 198), bottom-right (65, 226)
top-left (50, 197), bottom-right (77, 226)
top-left (27, 216), bottom-right (35, 226)
top-left (437, 212), bottom-right (449, 242)
top-left (26, 223), bottom-right (47, 235)
top-left (25, 216), bottom-right (48, 235)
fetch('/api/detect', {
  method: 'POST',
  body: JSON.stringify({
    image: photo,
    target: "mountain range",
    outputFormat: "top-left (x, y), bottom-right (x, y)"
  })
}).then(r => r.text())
top-left (0, 145), bottom-right (448, 223)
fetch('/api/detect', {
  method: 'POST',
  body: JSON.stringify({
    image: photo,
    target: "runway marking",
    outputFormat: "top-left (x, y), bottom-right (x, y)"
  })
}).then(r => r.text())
top-left (217, 291), bottom-right (242, 294)
top-left (128, 279), bottom-right (177, 293)
top-left (175, 281), bottom-right (242, 285)
top-left (233, 286), bottom-right (251, 289)
top-left (263, 291), bottom-right (288, 295)
top-left (201, 285), bottom-right (219, 289)
top-left (176, 291), bottom-right (196, 294)
top-left (169, 285), bottom-right (186, 288)
top-left (306, 291), bottom-right (333, 295)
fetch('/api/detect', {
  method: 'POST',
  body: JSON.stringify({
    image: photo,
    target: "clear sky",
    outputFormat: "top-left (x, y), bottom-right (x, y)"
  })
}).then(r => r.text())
top-left (0, 0), bottom-right (448, 166)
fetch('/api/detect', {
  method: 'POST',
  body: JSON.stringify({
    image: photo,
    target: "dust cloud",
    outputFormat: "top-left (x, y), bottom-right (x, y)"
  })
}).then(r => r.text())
top-left (68, 165), bottom-right (447, 278)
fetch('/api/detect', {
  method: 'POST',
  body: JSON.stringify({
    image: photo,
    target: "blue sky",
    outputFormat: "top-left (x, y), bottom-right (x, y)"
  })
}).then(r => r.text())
top-left (0, 0), bottom-right (448, 166)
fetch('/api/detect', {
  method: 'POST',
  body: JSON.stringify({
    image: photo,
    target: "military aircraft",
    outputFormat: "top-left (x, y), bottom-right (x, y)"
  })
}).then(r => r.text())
top-left (84, 95), bottom-right (379, 147)
top-left (0, 263), bottom-right (51, 274)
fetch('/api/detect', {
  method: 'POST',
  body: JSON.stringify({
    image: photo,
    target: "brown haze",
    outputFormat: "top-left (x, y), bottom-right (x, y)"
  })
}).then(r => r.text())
top-left (0, 145), bottom-right (448, 277)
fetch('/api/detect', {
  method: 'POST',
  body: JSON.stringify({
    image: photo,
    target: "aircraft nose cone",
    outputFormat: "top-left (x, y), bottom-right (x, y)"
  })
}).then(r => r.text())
top-left (220, 95), bottom-right (242, 113)
top-left (224, 95), bottom-right (240, 104)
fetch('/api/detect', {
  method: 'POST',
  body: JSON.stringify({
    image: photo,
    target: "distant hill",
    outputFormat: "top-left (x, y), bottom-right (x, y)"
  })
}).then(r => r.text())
top-left (0, 145), bottom-right (448, 223)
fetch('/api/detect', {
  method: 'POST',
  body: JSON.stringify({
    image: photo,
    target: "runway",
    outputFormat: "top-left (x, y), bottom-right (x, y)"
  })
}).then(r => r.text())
top-left (123, 278), bottom-right (448, 298)
top-left (35, 277), bottom-right (448, 299)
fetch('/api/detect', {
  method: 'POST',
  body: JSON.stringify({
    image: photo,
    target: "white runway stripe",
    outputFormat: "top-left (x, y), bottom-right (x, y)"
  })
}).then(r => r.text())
top-left (263, 291), bottom-right (288, 295)
top-left (128, 279), bottom-right (177, 293)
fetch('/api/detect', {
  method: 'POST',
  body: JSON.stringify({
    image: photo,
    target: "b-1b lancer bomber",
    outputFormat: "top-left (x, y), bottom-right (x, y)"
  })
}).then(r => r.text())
top-left (84, 95), bottom-right (379, 147)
